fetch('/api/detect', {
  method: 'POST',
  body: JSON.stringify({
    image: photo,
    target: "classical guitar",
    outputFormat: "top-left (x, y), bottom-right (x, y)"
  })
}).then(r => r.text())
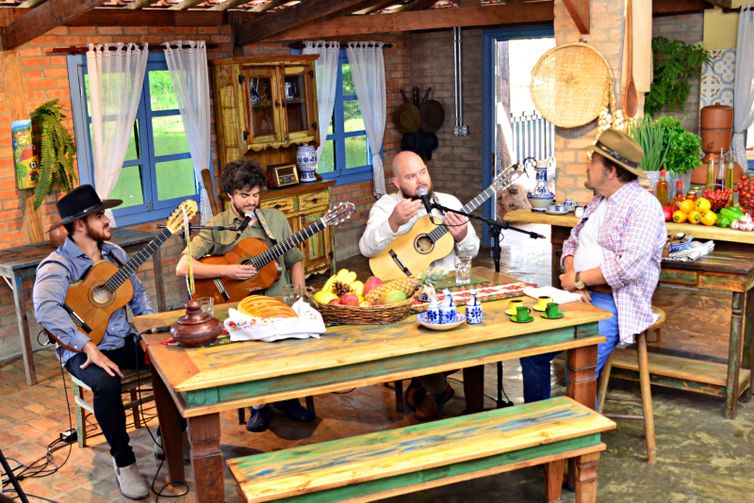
top-left (368, 164), bottom-right (524, 281)
top-left (53, 200), bottom-right (198, 352)
top-left (193, 201), bottom-right (356, 303)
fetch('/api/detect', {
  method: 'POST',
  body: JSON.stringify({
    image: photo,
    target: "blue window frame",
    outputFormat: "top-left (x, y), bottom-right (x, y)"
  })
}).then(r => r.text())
top-left (67, 52), bottom-right (200, 226)
top-left (316, 50), bottom-right (374, 185)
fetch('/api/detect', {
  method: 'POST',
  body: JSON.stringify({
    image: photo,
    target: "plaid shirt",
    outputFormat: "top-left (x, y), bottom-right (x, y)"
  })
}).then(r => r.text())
top-left (562, 180), bottom-right (666, 343)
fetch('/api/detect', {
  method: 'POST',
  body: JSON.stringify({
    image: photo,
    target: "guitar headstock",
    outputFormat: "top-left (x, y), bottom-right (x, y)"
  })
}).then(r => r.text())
top-left (492, 162), bottom-right (525, 192)
top-left (323, 202), bottom-right (356, 226)
top-left (165, 200), bottom-right (199, 234)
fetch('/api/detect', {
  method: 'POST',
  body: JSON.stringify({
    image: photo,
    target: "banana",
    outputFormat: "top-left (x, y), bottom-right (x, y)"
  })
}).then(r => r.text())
top-left (321, 274), bottom-right (337, 294)
top-left (351, 280), bottom-right (365, 296)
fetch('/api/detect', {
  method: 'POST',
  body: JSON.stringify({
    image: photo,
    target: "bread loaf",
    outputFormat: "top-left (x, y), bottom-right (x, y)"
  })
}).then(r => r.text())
top-left (238, 295), bottom-right (297, 318)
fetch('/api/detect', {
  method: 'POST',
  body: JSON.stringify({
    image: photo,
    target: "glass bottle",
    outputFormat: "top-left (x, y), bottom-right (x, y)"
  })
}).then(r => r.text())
top-left (706, 157), bottom-right (716, 190)
top-left (656, 169), bottom-right (669, 205)
top-left (715, 149), bottom-right (726, 190)
top-left (669, 180), bottom-right (684, 210)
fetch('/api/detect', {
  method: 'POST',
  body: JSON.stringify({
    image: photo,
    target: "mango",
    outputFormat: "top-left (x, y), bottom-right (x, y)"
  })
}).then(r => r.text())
top-left (382, 290), bottom-right (407, 304)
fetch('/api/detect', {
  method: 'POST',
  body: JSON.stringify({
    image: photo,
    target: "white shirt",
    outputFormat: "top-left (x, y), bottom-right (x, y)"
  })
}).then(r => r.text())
top-left (359, 191), bottom-right (480, 273)
top-left (573, 198), bottom-right (607, 272)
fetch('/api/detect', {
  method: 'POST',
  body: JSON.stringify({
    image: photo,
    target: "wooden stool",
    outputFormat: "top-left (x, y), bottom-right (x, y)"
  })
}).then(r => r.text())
top-left (69, 369), bottom-right (153, 448)
top-left (597, 306), bottom-right (666, 464)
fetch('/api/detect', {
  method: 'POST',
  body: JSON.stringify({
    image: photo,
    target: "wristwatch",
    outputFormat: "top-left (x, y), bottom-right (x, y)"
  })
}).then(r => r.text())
top-left (574, 272), bottom-right (586, 290)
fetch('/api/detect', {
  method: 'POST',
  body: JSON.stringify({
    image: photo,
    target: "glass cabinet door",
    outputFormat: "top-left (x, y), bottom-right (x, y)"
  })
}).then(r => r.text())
top-left (242, 66), bottom-right (281, 147)
top-left (282, 64), bottom-right (318, 144)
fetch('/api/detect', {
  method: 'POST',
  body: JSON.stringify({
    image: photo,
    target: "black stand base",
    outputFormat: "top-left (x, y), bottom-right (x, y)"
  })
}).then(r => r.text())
top-left (0, 448), bottom-right (28, 503)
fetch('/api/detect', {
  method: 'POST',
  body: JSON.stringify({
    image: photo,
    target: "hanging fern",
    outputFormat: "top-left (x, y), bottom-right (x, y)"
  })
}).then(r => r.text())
top-left (30, 100), bottom-right (77, 209)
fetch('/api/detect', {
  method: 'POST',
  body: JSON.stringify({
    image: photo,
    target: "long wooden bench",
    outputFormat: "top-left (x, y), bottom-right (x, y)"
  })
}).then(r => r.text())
top-left (228, 397), bottom-right (616, 503)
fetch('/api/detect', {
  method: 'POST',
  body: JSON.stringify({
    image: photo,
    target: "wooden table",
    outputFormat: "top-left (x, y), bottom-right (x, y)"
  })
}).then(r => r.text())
top-left (0, 228), bottom-right (167, 385)
top-left (504, 209), bottom-right (754, 418)
top-left (135, 268), bottom-right (610, 502)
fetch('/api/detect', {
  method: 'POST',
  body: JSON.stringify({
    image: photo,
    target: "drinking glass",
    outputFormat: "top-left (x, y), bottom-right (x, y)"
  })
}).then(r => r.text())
top-left (282, 285), bottom-right (314, 306)
top-left (196, 296), bottom-right (214, 316)
top-left (454, 255), bottom-right (472, 285)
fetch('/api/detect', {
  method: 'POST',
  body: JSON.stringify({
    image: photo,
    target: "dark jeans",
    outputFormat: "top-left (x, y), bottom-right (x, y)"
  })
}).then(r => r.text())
top-left (65, 335), bottom-right (147, 467)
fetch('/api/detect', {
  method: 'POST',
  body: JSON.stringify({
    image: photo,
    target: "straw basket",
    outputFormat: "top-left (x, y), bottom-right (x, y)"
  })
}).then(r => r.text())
top-left (530, 43), bottom-right (612, 128)
top-left (312, 298), bottom-right (415, 325)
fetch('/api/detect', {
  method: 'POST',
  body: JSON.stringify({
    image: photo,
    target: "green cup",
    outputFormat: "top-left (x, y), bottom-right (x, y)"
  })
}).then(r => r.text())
top-left (514, 305), bottom-right (533, 322)
top-left (545, 302), bottom-right (562, 318)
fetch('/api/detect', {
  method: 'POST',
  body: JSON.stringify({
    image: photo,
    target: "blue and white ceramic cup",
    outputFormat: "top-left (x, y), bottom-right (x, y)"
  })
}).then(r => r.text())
top-left (439, 305), bottom-right (457, 324)
top-left (466, 303), bottom-right (482, 325)
top-left (426, 302), bottom-right (440, 324)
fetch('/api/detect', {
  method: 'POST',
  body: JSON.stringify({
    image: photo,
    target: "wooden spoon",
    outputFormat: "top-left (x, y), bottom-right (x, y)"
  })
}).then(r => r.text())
top-left (622, 0), bottom-right (639, 118)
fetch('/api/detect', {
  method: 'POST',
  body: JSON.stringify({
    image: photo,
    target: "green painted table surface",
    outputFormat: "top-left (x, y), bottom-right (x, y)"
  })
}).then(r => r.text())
top-left (136, 267), bottom-right (610, 502)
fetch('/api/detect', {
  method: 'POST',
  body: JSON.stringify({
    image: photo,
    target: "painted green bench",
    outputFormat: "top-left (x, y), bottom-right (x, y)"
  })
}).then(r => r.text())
top-left (227, 396), bottom-right (616, 503)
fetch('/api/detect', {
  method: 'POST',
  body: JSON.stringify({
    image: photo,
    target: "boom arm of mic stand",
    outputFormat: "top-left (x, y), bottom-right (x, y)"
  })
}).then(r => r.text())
top-left (155, 224), bottom-right (244, 231)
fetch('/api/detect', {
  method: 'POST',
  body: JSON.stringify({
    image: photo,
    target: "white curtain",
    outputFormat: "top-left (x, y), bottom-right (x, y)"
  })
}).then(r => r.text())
top-left (163, 40), bottom-right (212, 224)
top-left (87, 43), bottom-right (148, 224)
top-left (346, 41), bottom-right (387, 196)
top-left (302, 41), bottom-right (340, 167)
top-left (733, 4), bottom-right (754, 168)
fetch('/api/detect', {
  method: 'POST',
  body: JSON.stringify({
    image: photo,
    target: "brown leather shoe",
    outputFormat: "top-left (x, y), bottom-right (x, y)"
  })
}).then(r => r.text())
top-left (405, 379), bottom-right (425, 410)
top-left (414, 385), bottom-right (455, 421)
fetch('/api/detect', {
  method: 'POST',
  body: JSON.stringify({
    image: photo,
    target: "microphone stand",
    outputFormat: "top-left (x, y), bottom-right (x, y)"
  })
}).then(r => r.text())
top-left (155, 224), bottom-right (246, 232)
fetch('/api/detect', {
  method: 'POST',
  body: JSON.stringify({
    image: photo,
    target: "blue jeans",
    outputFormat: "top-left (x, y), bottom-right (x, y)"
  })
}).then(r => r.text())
top-left (520, 292), bottom-right (619, 403)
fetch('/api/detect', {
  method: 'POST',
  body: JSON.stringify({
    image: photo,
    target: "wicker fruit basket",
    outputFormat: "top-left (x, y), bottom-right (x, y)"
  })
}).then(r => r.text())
top-left (311, 298), bottom-right (415, 325)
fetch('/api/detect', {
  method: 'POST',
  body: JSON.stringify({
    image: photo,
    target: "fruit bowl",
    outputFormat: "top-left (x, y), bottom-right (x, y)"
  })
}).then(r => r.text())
top-left (667, 234), bottom-right (693, 254)
top-left (311, 298), bottom-right (415, 325)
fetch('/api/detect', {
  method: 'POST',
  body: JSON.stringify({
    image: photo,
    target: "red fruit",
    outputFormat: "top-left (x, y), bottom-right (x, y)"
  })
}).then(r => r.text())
top-left (662, 205), bottom-right (673, 222)
top-left (340, 293), bottom-right (360, 306)
top-left (363, 276), bottom-right (383, 295)
top-left (329, 299), bottom-right (341, 305)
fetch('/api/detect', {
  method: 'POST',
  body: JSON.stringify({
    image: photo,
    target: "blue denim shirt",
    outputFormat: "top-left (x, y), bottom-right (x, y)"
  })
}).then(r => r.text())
top-left (33, 237), bottom-right (155, 365)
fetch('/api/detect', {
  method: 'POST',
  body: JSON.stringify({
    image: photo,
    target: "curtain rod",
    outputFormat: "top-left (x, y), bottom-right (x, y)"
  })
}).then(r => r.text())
top-left (46, 43), bottom-right (220, 55)
top-left (288, 41), bottom-right (392, 49)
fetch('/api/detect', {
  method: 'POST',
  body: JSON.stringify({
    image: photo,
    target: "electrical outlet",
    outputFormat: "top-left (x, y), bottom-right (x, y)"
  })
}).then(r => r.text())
top-left (60, 429), bottom-right (77, 444)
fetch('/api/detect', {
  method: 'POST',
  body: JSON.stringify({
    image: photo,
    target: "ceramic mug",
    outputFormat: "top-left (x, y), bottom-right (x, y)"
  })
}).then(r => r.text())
top-left (514, 305), bottom-right (533, 322)
top-left (544, 302), bottom-right (562, 318)
top-left (466, 304), bottom-right (482, 325)
top-left (506, 298), bottom-right (524, 315)
top-left (534, 296), bottom-right (552, 312)
top-left (439, 305), bottom-right (457, 324)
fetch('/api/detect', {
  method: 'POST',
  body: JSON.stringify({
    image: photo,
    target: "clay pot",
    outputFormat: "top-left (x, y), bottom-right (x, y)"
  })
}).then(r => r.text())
top-left (700, 103), bottom-right (733, 154)
top-left (170, 300), bottom-right (222, 348)
top-left (48, 225), bottom-right (68, 247)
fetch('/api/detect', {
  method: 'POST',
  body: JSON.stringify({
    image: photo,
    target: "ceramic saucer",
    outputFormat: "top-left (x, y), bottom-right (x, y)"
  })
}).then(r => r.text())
top-left (417, 312), bottom-right (467, 331)
top-left (540, 312), bottom-right (564, 320)
top-left (509, 316), bottom-right (534, 324)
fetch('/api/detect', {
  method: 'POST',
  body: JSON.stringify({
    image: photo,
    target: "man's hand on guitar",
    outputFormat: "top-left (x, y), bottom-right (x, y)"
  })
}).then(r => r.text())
top-left (444, 211), bottom-right (469, 242)
top-left (388, 199), bottom-right (423, 232)
top-left (225, 264), bottom-right (258, 281)
top-left (81, 342), bottom-right (123, 378)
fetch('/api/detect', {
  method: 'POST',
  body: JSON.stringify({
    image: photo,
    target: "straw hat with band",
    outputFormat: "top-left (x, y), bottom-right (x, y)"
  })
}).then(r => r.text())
top-left (587, 128), bottom-right (646, 179)
top-left (50, 184), bottom-right (122, 230)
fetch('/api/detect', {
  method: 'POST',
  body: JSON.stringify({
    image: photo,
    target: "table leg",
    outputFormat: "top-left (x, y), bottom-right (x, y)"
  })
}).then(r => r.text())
top-left (12, 273), bottom-right (35, 385)
top-left (744, 288), bottom-right (754, 402)
top-left (725, 291), bottom-right (746, 419)
top-left (150, 365), bottom-right (184, 485)
top-left (567, 345), bottom-right (598, 409)
top-left (151, 249), bottom-right (167, 312)
top-left (188, 413), bottom-right (223, 502)
top-left (462, 365), bottom-right (485, 413)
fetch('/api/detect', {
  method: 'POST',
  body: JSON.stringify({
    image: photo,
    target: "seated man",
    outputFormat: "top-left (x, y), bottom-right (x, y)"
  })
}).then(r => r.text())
top-left (359, 151), bottom-right (480, 420)
top-left (33, 185), bottom-right (154, 500)
top-left (176, 157), bottom-right (313, 432)
top-left (520, 128), bottom-right (666, 403)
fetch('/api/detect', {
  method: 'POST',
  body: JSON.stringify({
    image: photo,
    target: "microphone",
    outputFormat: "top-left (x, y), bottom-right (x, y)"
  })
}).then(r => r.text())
top-left (416, 187), bottom-right (433, 215)
top-left (236, 211), bottom-right (256, 233)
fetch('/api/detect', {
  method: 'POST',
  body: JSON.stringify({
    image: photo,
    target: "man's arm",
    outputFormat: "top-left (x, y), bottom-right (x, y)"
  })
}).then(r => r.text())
top-left (359, 195), bottom-right (401, 257)
top-left (290, 261), bottom-right (305, 288)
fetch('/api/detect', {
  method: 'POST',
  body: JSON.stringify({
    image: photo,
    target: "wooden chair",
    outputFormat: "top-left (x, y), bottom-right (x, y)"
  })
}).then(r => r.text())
top-left (69, 369), bottom-right (153, 448)
top-left (597, 306), bottom-right (666, 464)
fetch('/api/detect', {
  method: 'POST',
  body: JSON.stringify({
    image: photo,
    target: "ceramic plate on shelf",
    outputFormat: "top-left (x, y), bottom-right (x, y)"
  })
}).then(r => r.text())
top-left (416, 312), bottom-right (466, 331)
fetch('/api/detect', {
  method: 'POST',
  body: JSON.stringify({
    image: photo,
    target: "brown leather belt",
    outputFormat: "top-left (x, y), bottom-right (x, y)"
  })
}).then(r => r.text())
top-left (590, 284), bottom-right (613, 294)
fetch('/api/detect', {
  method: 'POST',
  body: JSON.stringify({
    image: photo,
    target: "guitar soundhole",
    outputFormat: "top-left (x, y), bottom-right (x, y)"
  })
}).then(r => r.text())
top-left (91, 286), bottom-right (113, 306)
top-left (414, 234), bottom-right (434, 255)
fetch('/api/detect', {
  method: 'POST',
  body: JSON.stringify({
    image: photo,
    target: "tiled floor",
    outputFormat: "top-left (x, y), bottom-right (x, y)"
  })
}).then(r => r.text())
top-left (1, 225), bottom-right (752, 502)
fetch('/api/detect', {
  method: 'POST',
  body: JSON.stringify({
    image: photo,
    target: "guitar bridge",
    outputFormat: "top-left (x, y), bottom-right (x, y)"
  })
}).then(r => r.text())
top-left (388, 250), bottom-right (413, 277)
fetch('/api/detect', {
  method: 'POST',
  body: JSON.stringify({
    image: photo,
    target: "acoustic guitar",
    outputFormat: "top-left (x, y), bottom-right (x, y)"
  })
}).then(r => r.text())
top-left (53, 200), bottom-right (198, 352)
top-left (368, 164), bottom-right (524, 281)
top-left (193, 201), bottom-right (356, 303)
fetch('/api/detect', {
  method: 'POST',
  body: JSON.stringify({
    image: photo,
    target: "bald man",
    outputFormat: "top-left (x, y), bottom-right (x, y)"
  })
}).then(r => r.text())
top-left (359, 151), bottom-right (480, 420)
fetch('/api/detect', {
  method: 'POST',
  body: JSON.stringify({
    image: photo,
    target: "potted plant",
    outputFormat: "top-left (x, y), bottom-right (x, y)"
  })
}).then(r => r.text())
top-left (645, 37), bottom-right (710, 117)
top-left (30, 99), bottom-right (77, 209)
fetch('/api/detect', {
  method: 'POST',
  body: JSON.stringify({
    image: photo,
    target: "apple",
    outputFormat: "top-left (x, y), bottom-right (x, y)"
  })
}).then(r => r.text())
top-left (328, 298), bottom-right (341, 305)
top-left (364, 276), bottom-right (383, 294)
top-left (340, 293), bottom-right (360, 306)
top-left (662, 205), bottom-right (672, 222)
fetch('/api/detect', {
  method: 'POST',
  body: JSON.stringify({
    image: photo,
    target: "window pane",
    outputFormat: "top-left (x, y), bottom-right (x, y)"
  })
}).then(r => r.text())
top-left (155, 158), bottom-right (196, 200)
top-left (318, 140), bottom-right (335, 174)
top-left (345, 135), bottom-right (368, 169)
top-left (108, 166), bottom-right (144, 209)
top-left (344, 100), bottom-right (365, 133)
top-left (152, 115), bottom-right (189, 157)
top-left (89, 121), bottom-right (139, 161)
top-left (342, 63), bottom-right (355, 96)
top-left (149, 70), bottom-right (179, 111)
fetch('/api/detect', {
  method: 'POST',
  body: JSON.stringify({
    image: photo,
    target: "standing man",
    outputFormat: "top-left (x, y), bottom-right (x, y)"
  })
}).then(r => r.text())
top-left (34, 185), bottom-right (153, 500)
top-left (360, 151), bottom-right (480, 420)
top-left (520, 128), bottom-right (666, 403)
top-left (176, 157), bottom-right (313, 432)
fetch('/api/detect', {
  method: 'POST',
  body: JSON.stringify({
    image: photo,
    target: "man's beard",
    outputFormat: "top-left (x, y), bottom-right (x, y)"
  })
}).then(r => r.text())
top-left (84, 222), bottom-right (111, 242)
top-left (401, 187), bottom-right (434, 200)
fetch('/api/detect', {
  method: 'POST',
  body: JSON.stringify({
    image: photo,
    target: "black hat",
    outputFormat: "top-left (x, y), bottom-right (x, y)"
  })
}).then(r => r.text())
top-left (50, 185), bottom-right (122, 230)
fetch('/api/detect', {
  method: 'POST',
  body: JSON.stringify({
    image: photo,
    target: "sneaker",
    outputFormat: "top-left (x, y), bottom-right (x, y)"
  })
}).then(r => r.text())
top-left (112, 459), bottom-right (149, 500)
top-left (246, 405), bottom-right (273, 432)
top-left (414, 385), bottom-right (455, 421)
top-left (273, 399), bottom-right (315, 423)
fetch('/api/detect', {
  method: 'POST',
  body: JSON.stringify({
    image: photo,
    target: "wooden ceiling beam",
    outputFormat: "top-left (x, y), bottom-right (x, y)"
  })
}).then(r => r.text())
top-left (171, 0), bottom-right (206, 10)
top-left (266, 1), bottom-right (554, 41)
top-left (561, 0), bottom-right (589, 34)
top-left (128, 0), bottom-right (161, 8)
top-left (69, 9), bottom-right (229, 26)
top-left (234, 0), bottom-right (372, 46)
top-left (652, 0), bottom-right (716, 15)
top-left (1, 0), bottom-right (107, 51)
top-left (411, 0), bottom-right (439, 10)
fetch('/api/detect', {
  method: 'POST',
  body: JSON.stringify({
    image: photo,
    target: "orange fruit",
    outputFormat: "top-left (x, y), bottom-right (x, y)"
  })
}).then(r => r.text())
top-left (700, 210), bottom-right (717, 226)
top-left (679, 199), bottom-right (695, 213)
top-left (695, 197), bottom-right (712, 213)
top-left (672, 210), bottom-right (688, 223)
top-left (687, 210), bottom-right (702, 224)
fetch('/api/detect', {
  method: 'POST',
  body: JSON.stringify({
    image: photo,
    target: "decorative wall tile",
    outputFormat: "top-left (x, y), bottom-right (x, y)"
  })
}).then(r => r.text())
top-left (700, 49), bottom-right (736, 108)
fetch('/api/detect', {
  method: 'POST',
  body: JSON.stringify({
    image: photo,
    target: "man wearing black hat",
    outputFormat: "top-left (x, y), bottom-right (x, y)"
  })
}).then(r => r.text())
top-left (33, 185), bottom-right (153, 500)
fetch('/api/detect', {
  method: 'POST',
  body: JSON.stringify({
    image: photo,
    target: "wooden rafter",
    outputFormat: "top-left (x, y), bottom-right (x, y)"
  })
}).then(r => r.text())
top-left (653, 0), bottom-right (716, 15)
top-left (128, 0), bottom-right (161, 8)
top-left (171, 0), bottom-right (206, 10)
top-left (234, 0), bottom-right (374, 46)
top-left (1, 0), bottom-right (107, 51)
top-left (562, 0), bottom-right (589, 34)
top-left (354, 0), bottom-right (405, 15)
top-left (209, 0), bottom-right (252, 11)
top-left (70, 9), bottom-right (229, 26)
top-left (18, 0), bottom-right (47, 8)
top-left (266, 1), bottom-right (554, 41)
top-left (411, 0), bottom-right (439, 10)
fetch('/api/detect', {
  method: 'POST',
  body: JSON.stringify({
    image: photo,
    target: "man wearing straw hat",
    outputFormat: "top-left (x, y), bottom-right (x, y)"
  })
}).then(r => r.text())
top-left (520, 128), bottom-right (666, 403)
top-left (33, 185), bottom-right (154, 499)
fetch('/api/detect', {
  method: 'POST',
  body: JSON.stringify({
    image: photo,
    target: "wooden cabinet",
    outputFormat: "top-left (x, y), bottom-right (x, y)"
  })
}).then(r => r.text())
top-left (212, 55), bottom-right (319, 168)
top-left (259, 180), bottom-right (336, 277)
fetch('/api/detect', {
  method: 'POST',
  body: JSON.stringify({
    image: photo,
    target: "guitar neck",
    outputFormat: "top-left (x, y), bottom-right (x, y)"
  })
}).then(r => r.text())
top-left (427, 184), bottom-right (498, 242)
top-left (104, 229), bottom-right (173, 292)
top-left (246, 219), bottom-right (326, 269)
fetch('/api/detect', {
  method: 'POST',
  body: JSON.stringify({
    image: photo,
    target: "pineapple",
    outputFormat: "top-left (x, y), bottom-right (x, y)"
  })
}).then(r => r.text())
top-left (365, 267), bottom-right (446, 305)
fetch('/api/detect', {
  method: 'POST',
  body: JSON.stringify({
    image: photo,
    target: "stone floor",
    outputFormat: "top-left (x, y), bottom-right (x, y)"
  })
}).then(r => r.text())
top-left (1, 224), bottom-right (752, 502)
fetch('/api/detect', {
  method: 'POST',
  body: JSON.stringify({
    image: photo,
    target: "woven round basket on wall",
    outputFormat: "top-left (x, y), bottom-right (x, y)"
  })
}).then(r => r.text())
top-left (530, 43), bottom-right (613, 128)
